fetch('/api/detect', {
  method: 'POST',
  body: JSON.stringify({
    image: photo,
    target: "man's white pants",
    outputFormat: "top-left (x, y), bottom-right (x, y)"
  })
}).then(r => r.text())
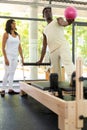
top-left (2, 55), bottom-right (18, 89)
top-left (50, 42), bottom-right (75, 81)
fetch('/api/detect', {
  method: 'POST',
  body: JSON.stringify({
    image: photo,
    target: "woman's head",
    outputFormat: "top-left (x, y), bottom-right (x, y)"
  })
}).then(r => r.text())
top-left (5, 19), bottom-right (17, 34)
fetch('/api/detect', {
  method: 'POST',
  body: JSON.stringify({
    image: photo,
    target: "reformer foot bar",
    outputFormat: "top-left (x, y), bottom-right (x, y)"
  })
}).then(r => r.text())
top-left (22, 62), bottom-right (51, 80)
top-left (23, 62), bottom-right (51, 66)
top-left (20, 57), bottom-right (87, 130)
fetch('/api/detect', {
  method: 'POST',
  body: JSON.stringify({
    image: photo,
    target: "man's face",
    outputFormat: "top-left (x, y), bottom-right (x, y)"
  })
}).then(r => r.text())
top-left (43, 8), bottom-right (52, 20)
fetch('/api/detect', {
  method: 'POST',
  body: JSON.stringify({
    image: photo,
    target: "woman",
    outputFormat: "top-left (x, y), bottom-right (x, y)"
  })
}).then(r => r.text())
top-left (1, 19), bottom-right (24, 97)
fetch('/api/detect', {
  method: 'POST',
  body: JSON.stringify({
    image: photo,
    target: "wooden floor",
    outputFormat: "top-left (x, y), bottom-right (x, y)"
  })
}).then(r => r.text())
top-left (0, 93), bottom-right (87, 130)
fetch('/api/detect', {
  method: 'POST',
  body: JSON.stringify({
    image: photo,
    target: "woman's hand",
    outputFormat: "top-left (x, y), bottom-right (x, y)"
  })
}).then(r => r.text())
top-left (5, 58), bottom-right (9, 66)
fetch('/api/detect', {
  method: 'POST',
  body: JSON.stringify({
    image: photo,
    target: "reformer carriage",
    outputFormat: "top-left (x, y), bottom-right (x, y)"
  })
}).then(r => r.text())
top-left (20, 57), bottom-right (87, 130)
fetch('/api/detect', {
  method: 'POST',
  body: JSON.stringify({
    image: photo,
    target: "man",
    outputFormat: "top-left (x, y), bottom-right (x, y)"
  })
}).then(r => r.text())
top-left (37, 7), bottom-right (75, 82)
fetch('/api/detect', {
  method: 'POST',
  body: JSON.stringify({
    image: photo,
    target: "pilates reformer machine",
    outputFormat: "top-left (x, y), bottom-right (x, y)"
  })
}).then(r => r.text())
top-left (20, 57), bottom-right (87, 130)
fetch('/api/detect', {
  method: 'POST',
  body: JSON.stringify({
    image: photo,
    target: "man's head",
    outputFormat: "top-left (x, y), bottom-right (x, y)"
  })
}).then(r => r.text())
top-left (42, 7), bottom-right (52, 22)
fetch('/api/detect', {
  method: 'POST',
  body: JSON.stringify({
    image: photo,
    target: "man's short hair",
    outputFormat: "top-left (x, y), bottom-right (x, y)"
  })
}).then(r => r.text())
top-left (42, 7), bottom-right (51, 18)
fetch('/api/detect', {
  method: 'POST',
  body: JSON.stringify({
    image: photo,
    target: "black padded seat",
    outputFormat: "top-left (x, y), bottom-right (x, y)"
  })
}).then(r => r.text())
top-left (30, 81), bottom-right (50, 90)
top-left (28, 80), bottom-right (87, 92)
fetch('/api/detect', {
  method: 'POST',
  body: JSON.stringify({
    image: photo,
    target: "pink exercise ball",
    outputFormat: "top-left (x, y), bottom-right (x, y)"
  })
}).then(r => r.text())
top-left (64, 6), bottom-right (77, 19)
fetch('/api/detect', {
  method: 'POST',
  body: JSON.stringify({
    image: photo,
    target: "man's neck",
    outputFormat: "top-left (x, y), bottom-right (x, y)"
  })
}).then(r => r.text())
top-left (47, 18), bottom-right (53, 24)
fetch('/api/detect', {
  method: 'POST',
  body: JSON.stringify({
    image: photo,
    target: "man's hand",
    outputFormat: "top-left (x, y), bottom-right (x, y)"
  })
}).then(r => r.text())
top-left (36, 60), bottom-right (42, 64)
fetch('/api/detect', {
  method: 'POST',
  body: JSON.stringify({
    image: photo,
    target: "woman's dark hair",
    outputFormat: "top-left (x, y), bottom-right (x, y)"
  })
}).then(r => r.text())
top-left (42, 7), bottom-right (51, 18)
top-left (5, 19), bottom-right (18, 35)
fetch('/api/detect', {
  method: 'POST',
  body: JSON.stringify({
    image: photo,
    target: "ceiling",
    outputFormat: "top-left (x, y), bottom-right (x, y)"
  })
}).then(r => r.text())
top-left (0, 0), bottom-right (87, 18)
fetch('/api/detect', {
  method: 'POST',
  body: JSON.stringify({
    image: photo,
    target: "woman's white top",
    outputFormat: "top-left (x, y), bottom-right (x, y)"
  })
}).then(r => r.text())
top-left (5, 34), bottom-right (20, 57)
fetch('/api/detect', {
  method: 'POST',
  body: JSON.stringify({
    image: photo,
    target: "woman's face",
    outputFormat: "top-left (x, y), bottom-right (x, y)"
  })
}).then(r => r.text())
top-left (11, 21), bottom-right (16, 30)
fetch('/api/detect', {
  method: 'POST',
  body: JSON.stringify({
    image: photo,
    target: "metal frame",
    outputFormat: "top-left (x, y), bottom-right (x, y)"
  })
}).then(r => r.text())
top-left (72, 21), bottom-right (87, 63)
top-left (0, 16), bottom-right (45, 21)
top-left (0, 0), bottom-right (87, 10)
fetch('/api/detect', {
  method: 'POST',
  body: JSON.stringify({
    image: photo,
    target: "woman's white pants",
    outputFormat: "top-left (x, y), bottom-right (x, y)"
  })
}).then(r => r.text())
top-left (2, 55), bottom-right (18, 89)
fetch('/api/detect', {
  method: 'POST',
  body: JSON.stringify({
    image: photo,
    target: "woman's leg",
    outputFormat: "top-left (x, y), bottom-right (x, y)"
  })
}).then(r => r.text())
top-left (8, 57), bottom-right (18, 90)
top-left (1, 59), bottom-right (10, 97)
top-left (2, 65), bottom-right (9, 89)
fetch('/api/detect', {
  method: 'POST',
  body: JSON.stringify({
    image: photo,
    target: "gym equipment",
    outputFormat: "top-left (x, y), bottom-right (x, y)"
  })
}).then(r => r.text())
top-left (49, 73), bottom-right (58, 91)
top-left (23, 62), bottom-right (51, 66)
top-left (20, 57), bottom-right (87, 130)
top-left (49, 73), bottom-right (63, 98)
top-left (22, 62), bottom-right (51, 80)
top-left (64, 6), bottom-right (77, 19)
top-left (71, 71), bottom-right (76, 87)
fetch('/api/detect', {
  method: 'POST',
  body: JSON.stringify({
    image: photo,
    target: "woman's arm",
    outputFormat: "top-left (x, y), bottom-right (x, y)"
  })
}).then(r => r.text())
top-left (18, 44), bottom-right (24, 64)
top-left (18, 35), bottom-right (24, 64)
top-left (2, 32), bottom-right (9, 65)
